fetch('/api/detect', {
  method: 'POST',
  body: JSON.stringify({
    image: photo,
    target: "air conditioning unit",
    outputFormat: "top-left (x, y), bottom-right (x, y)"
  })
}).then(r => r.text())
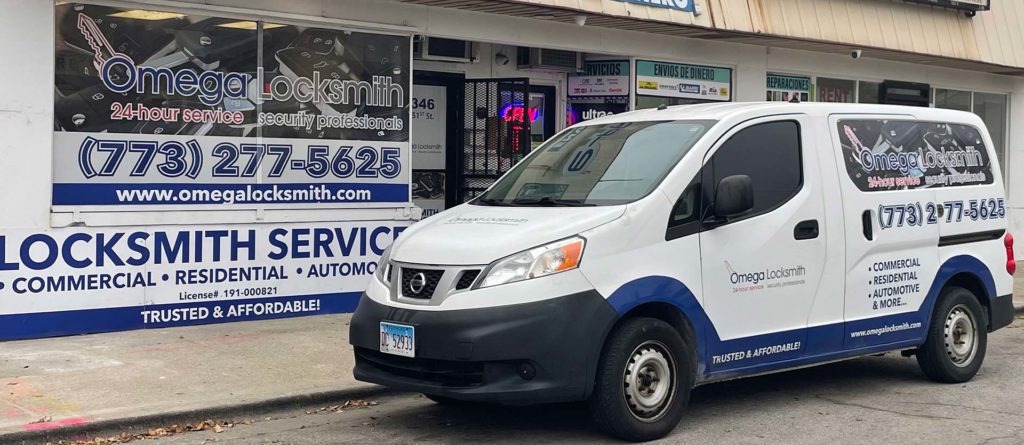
top-left (516, 47), bottom-right (582, 72)
top-left (414, 37), bottom-right (473, 63)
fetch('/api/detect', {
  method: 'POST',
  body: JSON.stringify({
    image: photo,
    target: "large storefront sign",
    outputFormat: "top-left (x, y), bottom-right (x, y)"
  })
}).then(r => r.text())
top-left (569, 61), bottom-right (630, 97)
top-left (0, 221), bottom-right (406, 340)
top-left (612, 0), bottom-right (696, 12)
top-left (635, 60), bottom-right (731, 102)
top-left (766, 73), bottom-right (810, 102)
top-left (53, 4), bottom-right (411, 210)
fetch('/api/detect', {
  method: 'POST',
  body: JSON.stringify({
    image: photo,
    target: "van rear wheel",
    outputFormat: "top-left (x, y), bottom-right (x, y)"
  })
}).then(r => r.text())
top-left (916, 286), bottom-right (987, 383)
top-left (589, 317), bottom-right (691, 442)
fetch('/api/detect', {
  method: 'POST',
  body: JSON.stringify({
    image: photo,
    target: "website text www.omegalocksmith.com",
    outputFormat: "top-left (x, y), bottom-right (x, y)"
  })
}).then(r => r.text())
top-left (850, 321), bottom-right (922, 338)
top-left (115, 184), bottom-right (372, 204)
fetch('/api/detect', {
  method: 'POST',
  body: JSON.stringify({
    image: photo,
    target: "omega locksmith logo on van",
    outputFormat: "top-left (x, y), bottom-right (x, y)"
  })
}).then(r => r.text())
top-left (726, 261), bottom-right (807, 294)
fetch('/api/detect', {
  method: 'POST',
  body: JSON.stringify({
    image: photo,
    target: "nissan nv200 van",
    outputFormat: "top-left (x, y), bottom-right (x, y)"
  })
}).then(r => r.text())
top-left (350, 103), bottom-right (1016, 441)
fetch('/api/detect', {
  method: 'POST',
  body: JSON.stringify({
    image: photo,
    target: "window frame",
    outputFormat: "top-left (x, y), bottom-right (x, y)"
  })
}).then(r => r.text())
top-left (666, 117), bottom-right (804, 241)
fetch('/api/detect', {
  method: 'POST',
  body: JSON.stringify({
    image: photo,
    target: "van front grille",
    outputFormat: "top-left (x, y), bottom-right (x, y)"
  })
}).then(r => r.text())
top-left (400, 268), bottom-right (443, 299)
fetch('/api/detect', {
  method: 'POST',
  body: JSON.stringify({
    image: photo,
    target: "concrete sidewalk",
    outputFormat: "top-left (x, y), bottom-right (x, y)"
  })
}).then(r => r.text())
top-left (0, 314), bottom-right (375, 440)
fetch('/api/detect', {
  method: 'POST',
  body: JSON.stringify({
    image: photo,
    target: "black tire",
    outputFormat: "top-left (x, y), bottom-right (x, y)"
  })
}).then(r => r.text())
top-left (916, 286), bottom-right (988, 383)
top-left (589, 317), bottom-right (692, 442)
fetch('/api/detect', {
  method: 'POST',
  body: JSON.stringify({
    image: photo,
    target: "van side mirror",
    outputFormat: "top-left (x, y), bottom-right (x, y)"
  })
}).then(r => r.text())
top-left (713, 175), bottom-right (754, 219)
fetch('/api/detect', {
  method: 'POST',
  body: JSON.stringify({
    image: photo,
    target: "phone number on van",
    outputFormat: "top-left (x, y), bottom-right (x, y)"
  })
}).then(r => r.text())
top-left (878, 198), bottom-right (1005, 229)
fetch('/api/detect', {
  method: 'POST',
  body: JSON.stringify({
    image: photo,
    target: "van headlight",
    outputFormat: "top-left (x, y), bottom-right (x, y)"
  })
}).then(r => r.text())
top-left (478, 237), bottom-right (585, 288)
top-left (375, 245), bottom-right (393, 285)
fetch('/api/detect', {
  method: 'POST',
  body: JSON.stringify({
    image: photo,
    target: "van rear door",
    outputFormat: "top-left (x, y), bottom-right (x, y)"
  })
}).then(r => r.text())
top-left (829, 115), bottom-right (940, 349)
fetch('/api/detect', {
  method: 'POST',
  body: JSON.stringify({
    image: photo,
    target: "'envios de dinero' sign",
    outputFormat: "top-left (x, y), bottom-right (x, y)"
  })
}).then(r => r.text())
top-left (612, 0), bottom-right (695, 13)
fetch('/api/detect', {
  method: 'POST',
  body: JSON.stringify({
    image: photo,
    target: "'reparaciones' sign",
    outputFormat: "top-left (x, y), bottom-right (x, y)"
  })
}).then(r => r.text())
top-left (612, 0), bottom-right (696, 12)
top-left (635, 60), bottom-right (731, 101)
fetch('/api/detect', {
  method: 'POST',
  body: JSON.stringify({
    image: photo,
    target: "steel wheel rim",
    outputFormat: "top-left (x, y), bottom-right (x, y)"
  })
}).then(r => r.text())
top-left (622, 340), bottom-right (676, 423)
top-left (944, 304), bottom-right (979, 368)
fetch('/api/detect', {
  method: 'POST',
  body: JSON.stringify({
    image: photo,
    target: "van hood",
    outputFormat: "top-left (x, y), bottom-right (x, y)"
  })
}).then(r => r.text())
top-left (391, 204), bottom-right (625, 265)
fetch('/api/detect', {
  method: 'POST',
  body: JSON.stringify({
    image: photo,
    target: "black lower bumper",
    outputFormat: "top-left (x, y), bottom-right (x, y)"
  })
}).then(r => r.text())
top-left (349, 290), bottom-right (618, 405)
top-left (989, 294), bottom-right (1015, 332)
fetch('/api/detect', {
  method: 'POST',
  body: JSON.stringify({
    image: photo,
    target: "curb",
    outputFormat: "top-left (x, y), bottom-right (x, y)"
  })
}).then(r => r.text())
top-left (0, 385), bottom-right (396, 445)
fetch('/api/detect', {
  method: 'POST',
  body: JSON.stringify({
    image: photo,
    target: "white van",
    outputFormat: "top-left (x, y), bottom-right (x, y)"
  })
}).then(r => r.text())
top-left (350, 103), bottom-right (1016, 441)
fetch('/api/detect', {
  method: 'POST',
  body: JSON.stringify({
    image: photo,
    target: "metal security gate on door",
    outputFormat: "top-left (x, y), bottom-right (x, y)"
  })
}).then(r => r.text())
top-left (458, 78), bottom-right (531, 202)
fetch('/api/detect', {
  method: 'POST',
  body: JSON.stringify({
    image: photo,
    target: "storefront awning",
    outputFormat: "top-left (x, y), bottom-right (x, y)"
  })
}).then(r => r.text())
top-left (398, 0), bottom-right (1024, 76)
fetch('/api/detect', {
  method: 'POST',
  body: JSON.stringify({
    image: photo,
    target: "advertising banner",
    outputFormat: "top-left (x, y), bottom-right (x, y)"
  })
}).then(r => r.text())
top-left (568, 61), bottom-right (630, 97)
top-left (766, 73), bottom-right (811, 102)
top-left (53, 4), bottom-right (411, 210)
top-left (635, 60), bottom-right (731, 102)
top-left (567, 96), bottom-right (630, 126)
top-left (837, 119), bottom-right (994, 191)
top-left (0, 221), bottom-right (406, 340)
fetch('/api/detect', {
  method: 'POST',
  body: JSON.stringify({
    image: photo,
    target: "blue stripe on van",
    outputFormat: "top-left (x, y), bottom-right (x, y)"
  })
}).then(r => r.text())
top-left (605, 255), bottom-right (995, 381)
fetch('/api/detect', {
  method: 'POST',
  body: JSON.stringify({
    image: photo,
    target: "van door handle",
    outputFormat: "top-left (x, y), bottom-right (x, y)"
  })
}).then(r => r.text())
top-left (794, 220), bottom-right (819, 240)
top-left (862, 210), bottom-right (873, 241)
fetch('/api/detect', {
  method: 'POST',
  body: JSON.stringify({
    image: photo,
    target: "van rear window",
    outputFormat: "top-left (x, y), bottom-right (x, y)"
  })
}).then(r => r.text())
top-left (836, 119), bottom-right (994, 191)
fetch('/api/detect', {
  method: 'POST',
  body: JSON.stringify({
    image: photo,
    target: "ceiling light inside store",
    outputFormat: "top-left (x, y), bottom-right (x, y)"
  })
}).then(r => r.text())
top-left (534, 14), bottom-right (554, 19)
top-left (108, 10), bottom-right (186, 20)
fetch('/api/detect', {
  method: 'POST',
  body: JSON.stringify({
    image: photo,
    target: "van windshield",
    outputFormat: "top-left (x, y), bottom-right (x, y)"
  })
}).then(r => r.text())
top-left (474, 120), bottom-right (714, 206)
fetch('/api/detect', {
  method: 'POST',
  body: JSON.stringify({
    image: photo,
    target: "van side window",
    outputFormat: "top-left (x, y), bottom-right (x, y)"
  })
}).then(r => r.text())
top-left (836, 120), bottom-right (994, 191)
top-left (702, 121), bottom-right (802, 222)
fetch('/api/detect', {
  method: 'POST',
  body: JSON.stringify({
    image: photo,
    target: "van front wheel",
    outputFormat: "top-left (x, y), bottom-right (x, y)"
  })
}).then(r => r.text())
top-left (916, 286), bottom-right (988, 383)
top-left (589, 317), bottom-right (692, 442)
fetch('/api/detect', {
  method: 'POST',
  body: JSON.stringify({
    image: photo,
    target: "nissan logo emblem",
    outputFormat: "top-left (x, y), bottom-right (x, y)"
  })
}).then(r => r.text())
top-left (409, 272), bottom-right (427, 294)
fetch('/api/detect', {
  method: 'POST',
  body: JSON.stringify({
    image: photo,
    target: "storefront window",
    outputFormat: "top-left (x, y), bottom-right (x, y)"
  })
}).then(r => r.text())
top-left (933, 88), bottom-right (971, 111)
top-left (973, 92), bottom-right (1008, 173)
top-left (858, 81), bottom-right (879, 104)
top-left (817, 77), bottom-right (855, 103)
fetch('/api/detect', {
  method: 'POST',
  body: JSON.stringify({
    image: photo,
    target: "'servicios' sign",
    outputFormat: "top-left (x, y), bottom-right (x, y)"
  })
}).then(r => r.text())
top-left (612, 0), bottom-right (696, 12)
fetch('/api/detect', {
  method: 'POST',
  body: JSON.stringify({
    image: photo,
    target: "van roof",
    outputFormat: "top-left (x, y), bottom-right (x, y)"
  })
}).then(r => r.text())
top-left (581, 102), bottom-right (984, 126)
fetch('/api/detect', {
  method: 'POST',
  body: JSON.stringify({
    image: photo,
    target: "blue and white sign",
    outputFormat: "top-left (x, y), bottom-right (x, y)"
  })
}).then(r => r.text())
top-left (0, 221), bottom-right (407, 341)
top-left (612, 0), bottom-right (695, 12)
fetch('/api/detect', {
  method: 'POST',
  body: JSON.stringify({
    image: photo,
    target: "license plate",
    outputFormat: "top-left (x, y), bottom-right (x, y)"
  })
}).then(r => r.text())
top-left (379, 322), bottom-right (415, 358)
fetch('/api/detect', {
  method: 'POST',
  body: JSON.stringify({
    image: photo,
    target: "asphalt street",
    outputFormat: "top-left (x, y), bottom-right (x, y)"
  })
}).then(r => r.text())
top-left (137, 315), bottom-right (1024, 445)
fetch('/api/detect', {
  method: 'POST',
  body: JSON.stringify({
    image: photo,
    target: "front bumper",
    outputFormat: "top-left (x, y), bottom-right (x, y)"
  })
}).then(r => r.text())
top-left (349, 290), bottom-right (618, 405)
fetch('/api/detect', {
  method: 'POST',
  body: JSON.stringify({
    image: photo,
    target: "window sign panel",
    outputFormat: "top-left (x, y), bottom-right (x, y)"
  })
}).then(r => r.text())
top-left (817, 77), bottom-right (855, 103)
top-left (766, 74), bottom-right (810, 102)
top-left (569, 61), bottom-right (630, 97)
top-left (411, 85), bottom-right (446, 170)
top-left (836, 119), bottom-right (993, 191)
top-left (567, 96), bottom-right (629, 126)
top-left (635, 60), bottom-right (732, 102)
top-left (53, 4), bottom-right (411, 210)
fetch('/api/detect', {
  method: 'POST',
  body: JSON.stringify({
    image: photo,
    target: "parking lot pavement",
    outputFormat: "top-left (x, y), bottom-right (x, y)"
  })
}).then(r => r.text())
top-left (130, 316), bottom-right (1024, 445)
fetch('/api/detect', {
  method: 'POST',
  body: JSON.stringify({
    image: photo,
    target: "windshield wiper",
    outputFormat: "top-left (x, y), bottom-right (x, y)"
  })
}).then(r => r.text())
top-left (511, 196), bottom-right (594, 207)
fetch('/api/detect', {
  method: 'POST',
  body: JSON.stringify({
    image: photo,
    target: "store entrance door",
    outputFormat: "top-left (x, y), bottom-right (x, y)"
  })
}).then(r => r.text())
top-left (458, 78), bottom-right (531, 203)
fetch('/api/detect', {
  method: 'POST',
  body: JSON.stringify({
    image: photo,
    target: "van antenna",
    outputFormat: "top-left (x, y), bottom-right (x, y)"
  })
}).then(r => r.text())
top-left (657, 103), bottom-right (668, 110)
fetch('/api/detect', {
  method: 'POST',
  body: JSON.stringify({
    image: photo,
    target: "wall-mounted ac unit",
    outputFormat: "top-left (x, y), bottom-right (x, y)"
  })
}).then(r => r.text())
top-left (414, 37), bottom-right (473, 63)
top-left (516, 47), bottom-right (582, 72)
